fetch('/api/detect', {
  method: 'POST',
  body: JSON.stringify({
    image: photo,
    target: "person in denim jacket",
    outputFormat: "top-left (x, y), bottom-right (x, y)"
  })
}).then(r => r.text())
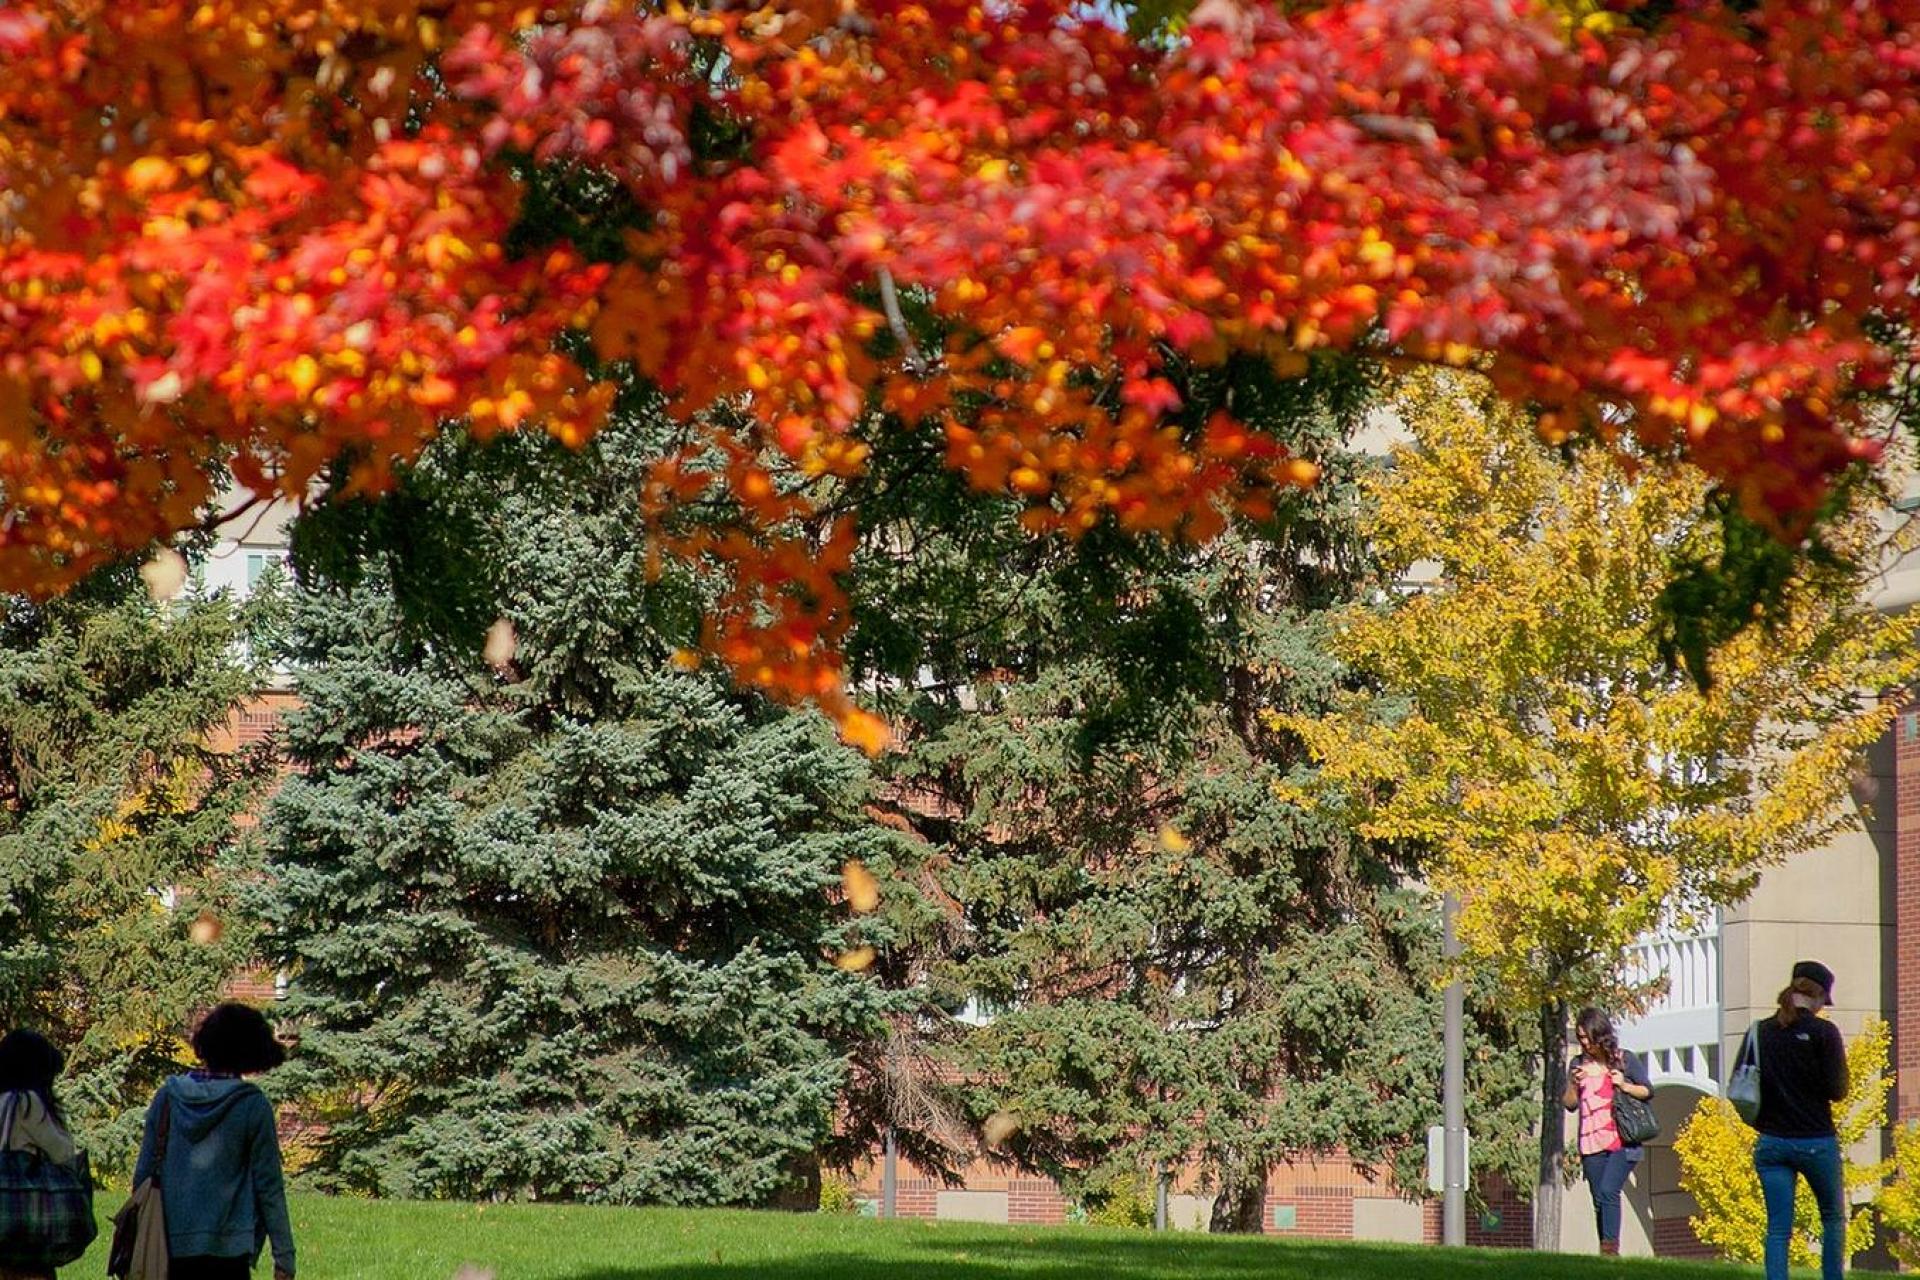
top-left (133, 1005), bottom-right (294, 1280)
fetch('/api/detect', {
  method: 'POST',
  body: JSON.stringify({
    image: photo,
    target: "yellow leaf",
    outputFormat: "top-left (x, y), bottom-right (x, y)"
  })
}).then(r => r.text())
top-left (833, 946), bottom-right (876, 973)
top-left (841, 860), bottom-right (880, 913)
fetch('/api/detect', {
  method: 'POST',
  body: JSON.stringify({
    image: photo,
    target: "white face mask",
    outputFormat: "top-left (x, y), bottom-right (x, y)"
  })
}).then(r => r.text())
top-left (1790, 991), bottom-right (1825, 1012)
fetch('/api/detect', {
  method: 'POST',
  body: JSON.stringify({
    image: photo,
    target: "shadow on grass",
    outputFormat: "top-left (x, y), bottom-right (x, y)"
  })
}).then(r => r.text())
top-left (555, 1232), bottom-right (1742, 1280)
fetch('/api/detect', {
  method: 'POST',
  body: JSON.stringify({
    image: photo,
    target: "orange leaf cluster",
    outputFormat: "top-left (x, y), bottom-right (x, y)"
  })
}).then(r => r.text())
top-left (0, 2), bottom-right (609, 576)
top-left (4, 0), bottom-right (1918, 748)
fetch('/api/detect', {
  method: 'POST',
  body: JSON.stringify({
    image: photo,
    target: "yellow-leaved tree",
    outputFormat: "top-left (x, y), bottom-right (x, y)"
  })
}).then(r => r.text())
top-left (1274, 369), bottom-right (1920, 1248)
top-left (1674, 1016), bottom-right (1890, 1264)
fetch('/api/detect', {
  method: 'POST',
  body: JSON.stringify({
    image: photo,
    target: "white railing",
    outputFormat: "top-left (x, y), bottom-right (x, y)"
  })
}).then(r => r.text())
top-left (1615, 915), bottom-right (1722, 1095)
top-left (1622, 923), bottom-right (1719, 1018)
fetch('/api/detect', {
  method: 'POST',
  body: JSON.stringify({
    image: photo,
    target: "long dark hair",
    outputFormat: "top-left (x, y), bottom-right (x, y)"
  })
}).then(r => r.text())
top-left (1575, 1007), bottom-right (1621, 1069)
top-left (0, 1029), bottom-right (66, 1128)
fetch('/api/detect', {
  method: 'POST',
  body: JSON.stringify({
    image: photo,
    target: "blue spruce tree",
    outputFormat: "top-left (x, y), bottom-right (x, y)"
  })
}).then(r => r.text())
top-left (262, 409), bottom-right (908, 1204)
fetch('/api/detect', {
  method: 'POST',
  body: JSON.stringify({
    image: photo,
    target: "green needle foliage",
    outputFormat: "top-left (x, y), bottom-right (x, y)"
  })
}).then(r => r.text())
top-left (260, 403), bottom-right (915, 1205)
top-left (841, 353), bottom-right (1536, 1231)
top-left (0, 562), bottom-right (272, 1176)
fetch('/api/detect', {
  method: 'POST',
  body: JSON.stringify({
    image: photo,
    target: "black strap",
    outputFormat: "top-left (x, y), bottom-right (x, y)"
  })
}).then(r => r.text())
top-left (150, 1090), bottom-right (173, 1187)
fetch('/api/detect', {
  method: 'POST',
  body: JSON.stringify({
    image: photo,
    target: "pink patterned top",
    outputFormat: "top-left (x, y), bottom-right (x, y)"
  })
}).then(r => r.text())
top-left (1574, 1061), bottom-right (1623, 1156)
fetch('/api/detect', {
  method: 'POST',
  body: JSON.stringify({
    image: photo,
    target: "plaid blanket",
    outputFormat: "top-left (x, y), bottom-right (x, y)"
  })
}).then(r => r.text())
top-left (0, 1148), bottom-right (97, 1268)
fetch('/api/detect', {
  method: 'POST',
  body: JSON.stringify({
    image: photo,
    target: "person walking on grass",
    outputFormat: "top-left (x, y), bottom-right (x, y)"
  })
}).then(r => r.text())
top-left (1563, 1006), bottom-right (1653, 1257)
top-left (0, 1031), bottom-right (83, 1280)
top-left (133, 1004), bottom-right (295, 1280)
top-left (1747, 959), bottom-right (1850, 1280)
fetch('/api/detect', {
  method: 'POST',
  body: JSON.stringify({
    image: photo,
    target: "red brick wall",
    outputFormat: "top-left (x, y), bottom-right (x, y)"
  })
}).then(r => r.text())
top-left (1652, 1215), bottom-right (1714, 1260)
top-left (212, 692), bottom-right (300, 1008)
top-left (1008, 1179), bottom-right (1068, 1225)
top-left (893, 1177), bottom-right (940, 1219)
top-left (1465, 1180), bottom-right (1535, 1249)
top-left (208, 689), bottom-right (299, 753)
top-left (857, 1151), bottom-right (1742, 1259)
top-left (1897, 700), bottom-right (1920, 1121)
top-left (860, 1154), bottom-right (1561, 1250)
top-left (1265, 1185), bottom-right (1354, 1239)
top-left (1418, 1176), bottom-right (1533, 1248)
top-left (224, 971), bottom-right (280, 1003)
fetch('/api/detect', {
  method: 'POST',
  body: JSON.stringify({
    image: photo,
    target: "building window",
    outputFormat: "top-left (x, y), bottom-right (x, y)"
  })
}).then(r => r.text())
top-left (245, 551), bottom-right (287, 591)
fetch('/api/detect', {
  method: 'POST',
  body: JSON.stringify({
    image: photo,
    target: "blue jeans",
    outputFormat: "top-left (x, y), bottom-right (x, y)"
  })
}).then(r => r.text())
top-left (1580, 1148), bottom-right (1637, 1244)
top-left (1754, 1133), bottom-right (1846, 1280)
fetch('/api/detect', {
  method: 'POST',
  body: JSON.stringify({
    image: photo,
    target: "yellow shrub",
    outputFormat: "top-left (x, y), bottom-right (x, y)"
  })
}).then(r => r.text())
top-left (1879, 1123), bottom-right (1920, 1267)
top-left (1674, 1096), bottom-right (1767, 1263)
top-left (817, 1174), bottom-right (861, 1216)
top-left (1674, 1016), bottom-right (1889, 1265)
top-left (1082, 1175), bottom-right (1155, 1230)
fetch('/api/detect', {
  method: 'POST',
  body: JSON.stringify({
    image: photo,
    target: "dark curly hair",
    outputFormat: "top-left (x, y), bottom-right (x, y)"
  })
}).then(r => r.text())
top-left (1574, 1006), bottom-right (1621, 1069)
top-left (191, 1003), bottom-right (286, 1075)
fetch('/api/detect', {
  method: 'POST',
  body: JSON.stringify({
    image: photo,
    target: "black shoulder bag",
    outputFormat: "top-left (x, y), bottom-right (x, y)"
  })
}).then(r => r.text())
top-left (1612, 1054), bottom-right (1660, 1146)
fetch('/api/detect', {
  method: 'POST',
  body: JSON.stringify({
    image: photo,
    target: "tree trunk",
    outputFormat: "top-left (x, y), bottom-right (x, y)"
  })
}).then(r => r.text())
top-left (1533, 999), bottom-right (1569, 1251)
top-left (768, 1151), bottom-right (823, 1212)
top-left (1208, 1157), bottom-right (1270, 1234)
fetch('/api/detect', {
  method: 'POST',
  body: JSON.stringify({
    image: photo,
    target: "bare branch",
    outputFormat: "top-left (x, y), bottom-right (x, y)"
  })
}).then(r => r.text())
top-left (877, 268), bottom-right (928, 375)
top-left (1348, 113), bottom-right (1441, 150)
top-left (197, 491), bottom-right (270, 544)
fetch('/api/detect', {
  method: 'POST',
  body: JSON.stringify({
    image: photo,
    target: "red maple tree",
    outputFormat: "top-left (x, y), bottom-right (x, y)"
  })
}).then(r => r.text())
top-left (3, 0), bottom-right (1915, 746)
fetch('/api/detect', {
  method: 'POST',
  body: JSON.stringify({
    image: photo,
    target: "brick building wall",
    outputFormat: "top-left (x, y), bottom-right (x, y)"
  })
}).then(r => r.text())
top-left (209, 691), bottom-right (302, 1008)
top-left (207, 689), bottom-right (300, 754)
top-left (893, 1177), bottom-right (941, 1219)
top-left (857, 1153), bottom-right (1527, 1245)
top-left (1262, 1156), bottom-right (1381, 1239)
top-left (1415, 1176), bottom-right (1532, 1248)
top-left (224, 972), bottom-right (281, 1004)
top-left (857, 1150), bottom-right (1716, 1256)
top-left (1265, 1185), bottom-right (1354, 1239)
top-left (1897, 701), bottom-right (1920, 1121)
top-left (1007, 1179), bottom-right (1069, 1226)
top-left (1652, 1216), bottom-right (1714, 1260)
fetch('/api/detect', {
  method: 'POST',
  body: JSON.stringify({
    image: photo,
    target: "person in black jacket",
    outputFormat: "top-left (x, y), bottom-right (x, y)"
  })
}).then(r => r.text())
top-left (1748, 959), bottom-right (1850, 1280)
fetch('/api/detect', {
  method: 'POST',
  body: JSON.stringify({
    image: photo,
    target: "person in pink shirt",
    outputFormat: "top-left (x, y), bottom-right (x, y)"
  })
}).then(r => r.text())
top-left (1562, 1007), bottom-right (1653, 1256)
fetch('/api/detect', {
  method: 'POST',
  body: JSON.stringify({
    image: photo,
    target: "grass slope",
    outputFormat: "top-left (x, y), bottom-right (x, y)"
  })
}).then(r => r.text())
top-left (76, 1194), bottom-right (1761, 1280)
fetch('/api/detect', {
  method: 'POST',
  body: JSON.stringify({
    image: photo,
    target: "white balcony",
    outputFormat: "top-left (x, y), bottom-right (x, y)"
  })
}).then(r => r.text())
top-left (1614, 918), bottom-right (1722, 1096)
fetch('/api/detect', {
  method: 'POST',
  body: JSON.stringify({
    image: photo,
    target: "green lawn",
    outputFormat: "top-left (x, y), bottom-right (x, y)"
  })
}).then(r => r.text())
top-left (70, 1194), bottom-right (1765, 1280)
